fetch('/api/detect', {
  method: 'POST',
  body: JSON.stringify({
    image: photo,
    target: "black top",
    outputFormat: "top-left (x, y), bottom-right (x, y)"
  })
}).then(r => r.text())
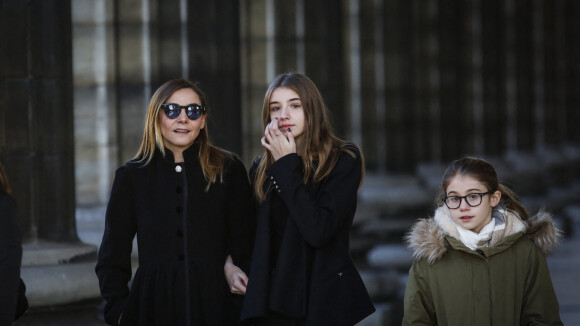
top-left (0, 191), bottom-right (22, 326)
top-left (241, 146), bottom-right (375, 326)
top-left (269, 191), bottom-right (289, 268)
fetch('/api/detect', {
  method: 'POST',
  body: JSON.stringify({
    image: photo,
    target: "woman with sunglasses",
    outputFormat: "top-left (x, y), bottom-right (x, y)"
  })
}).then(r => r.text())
top-left (239, 73), bottom-right (375, 326)
top-left (96, 79), bottom-right (254, 326)
top-left (403, 157), bottom-right (562, 325)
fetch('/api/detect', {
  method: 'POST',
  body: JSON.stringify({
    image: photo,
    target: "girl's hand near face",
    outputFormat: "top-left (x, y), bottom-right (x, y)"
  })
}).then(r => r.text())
top-left (261, 118), bottom-right (296, 161)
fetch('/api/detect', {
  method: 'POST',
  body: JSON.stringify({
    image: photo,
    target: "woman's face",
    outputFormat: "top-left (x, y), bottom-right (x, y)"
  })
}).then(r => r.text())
top-left (159, 88), bottom-right (206, 156)
top-left (445, 174), bottom-right (501, 233)
top-left (268, 87), bottom-right (305, 143)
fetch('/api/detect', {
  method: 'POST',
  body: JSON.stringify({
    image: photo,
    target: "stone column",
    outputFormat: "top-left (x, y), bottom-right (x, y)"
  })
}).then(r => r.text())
top-left (73, 0), bottom-right (119, 206)
top-left (240, 0), bottom-right (271, 164)
top-left (1, 0), bottom-right (100, 309)
top-left (481, 0), bottom-right (508, 156)
top-left (115, 0), bottom-right (153, 163)
top-left (564, 1), bottom-right (580, 146)
top-left (303, 0), bottom-right (346, 138)
top-left (0, 0), bottom-right (77, 243)
top-left (513, 0), bottom-right (535, 151)
top-left (186, 0), bottom-right (243, 154)
top-left (383, 0), bottom-right (422, 171)
top-left (358, 0), bottom-right (377, 170)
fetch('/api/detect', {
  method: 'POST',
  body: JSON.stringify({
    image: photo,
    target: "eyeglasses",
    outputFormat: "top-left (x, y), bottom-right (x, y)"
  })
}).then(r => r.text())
top-left (161, 103), bottom-right (206, 120)
top-left (443, 191), bottom-right (492, 209)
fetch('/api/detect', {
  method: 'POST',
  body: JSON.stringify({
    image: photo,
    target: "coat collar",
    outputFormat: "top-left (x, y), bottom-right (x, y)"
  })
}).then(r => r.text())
top-left (405, 206), bottom-right (561, 263)
top-left (156, 142), bottom-right (201, 166)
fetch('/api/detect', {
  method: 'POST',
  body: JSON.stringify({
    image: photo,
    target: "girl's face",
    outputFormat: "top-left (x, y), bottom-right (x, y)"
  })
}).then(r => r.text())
top-left (268, 87), bottom-right (305, 145)
top-left (159, 88), bottom-right (206, 156)
top-left (445, 174), bottom-right (501, 233)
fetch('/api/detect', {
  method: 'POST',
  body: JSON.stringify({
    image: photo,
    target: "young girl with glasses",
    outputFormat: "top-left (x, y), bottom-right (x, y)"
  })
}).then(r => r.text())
top-left (238, 73), bottom-right (375, 326)
top-left (403, 157), bottom-right (563, 325)
top-left (96, 79), bottom-right (255, 326)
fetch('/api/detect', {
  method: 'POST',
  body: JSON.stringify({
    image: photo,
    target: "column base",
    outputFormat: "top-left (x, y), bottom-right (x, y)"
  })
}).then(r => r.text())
top-left (21, 241), bottom-right (100, 307)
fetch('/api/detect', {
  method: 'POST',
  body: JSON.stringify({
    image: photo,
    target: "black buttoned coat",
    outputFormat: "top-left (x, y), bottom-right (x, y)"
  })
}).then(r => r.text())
top-left (96, 144), bottom-right (254, 326)
top-left (0, 191), bottom-right (22, 326)
top-left (240, 146), bottom-right (375, 326)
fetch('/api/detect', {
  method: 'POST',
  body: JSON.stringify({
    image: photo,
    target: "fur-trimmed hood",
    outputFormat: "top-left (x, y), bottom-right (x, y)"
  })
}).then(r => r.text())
top-left (405, 206), bottom-right (561, 264)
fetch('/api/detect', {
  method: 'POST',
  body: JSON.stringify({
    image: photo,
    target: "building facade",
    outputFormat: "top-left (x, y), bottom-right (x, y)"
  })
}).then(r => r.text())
top-left (1, 0), bottom-right (579, 275)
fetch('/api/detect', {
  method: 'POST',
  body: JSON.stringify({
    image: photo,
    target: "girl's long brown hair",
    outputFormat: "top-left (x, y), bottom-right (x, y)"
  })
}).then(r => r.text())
top-left (254, 73), bottom-right (365, 201)
top-left (134, 79), bottom-right (230, 190)
top-left (441, 157), bottom-right (529, 221)
top-left (0, 160), bottom-right (12, 194)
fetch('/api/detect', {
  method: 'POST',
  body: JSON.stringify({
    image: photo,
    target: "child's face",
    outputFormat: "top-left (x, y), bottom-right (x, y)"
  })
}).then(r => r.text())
top-left (445, 174), bottom-right (501, 233)
top-left (268, 87), bottom-right (305, 140)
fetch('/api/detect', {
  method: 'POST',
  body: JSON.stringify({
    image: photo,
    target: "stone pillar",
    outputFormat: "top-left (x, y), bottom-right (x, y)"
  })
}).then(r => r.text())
top-left (437, 1), bottom-right (472, 161)
top-left (273, 1), bottom-right (299, 72)
top-left (0, 0), bottom-right (77, 243)
top-left (359, 0), bottom-right (379, 171)
top-left (186, 0), bottom-right (243, 154)
top-left (481, 0), bottom-right (508, 156)
top-left (542, 0), bottom-right (567, 147)
top-left (383, 0), bottom-right (422, 172)
top-left (417, 0), bottom-right (442, 163)
top-left (149, 0), bottom-right (185, 83)
top-left (513, 1), bottom-right (535, 151)
top-left (73, 0), bottom-right (119, 206)
top-left (115, 0), bottom-right (153, 163)
top-left (240, 0), bottom-right (271, 164)
top-left (564, 1), bottom-right (580, 146)
top-left (303, 0), bottom-right (346, 138)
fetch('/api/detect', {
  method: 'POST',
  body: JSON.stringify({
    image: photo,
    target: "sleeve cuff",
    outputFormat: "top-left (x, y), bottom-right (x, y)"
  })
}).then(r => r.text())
top-left (265, 154), bottom-right (301, 194)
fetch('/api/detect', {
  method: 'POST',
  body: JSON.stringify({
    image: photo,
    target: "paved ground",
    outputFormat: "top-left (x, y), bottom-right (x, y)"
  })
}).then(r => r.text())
top-left (12, 301), bottom-right (105, 326)
top-left (547, 235), bottom-right (580, 325)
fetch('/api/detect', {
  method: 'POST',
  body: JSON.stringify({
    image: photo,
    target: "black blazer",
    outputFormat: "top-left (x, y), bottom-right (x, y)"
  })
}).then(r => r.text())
top-left (96, 144), bottom-right (254, 325)
top-left (241, 146), bottom-right (375, 326)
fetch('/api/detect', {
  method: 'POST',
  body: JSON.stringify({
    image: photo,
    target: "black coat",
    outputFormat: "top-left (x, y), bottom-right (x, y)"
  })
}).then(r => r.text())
top-left (241, 147), bottom-right (375, 326)
top-left (0, 191), bottom-right (22, 326)
top-left (96, 144), bottom-right (255, 326)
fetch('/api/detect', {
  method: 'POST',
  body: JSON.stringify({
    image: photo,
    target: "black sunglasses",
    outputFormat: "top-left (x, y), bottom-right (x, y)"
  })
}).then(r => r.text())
top-left (161, 103), bottom-right (206, 120)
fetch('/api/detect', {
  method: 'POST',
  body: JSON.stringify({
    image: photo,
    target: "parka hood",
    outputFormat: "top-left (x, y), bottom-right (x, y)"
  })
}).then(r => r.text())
top-left (526, 208), bottom-right (562, 255)
top-left (405, 206), bottom-right (561, 264)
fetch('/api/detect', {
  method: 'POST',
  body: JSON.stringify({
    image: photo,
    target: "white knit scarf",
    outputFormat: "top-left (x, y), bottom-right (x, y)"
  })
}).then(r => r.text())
top-left (455, 207), bottom-right (507, 250)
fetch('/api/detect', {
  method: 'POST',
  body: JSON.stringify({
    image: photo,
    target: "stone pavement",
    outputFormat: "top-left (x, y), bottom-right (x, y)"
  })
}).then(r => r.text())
top-left (12, 301), bottom-right (106, 326)
top-left (548, 238), bottom-right (580, 326)
top-left (546, 205), bottom-right (580, 326)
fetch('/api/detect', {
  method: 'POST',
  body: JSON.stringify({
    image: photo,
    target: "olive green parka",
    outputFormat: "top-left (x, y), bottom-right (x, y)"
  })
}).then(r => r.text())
top-left (402, 206), bottom-right (563, 326)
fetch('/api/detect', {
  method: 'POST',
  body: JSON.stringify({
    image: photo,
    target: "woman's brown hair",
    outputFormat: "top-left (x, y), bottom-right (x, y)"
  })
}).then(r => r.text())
top-left (441, 157), bottom-right (529, 221)
top-left (134, 78), bottom-right (230, 190)
top-left (253, 72), bottom-right (365, 201)
top-left (0, 160), bottom-right (12, 194)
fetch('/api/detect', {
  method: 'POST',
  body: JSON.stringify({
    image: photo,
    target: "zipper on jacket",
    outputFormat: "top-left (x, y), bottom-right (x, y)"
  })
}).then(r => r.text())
top-left (486, 257), bottom-right (493, 325)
